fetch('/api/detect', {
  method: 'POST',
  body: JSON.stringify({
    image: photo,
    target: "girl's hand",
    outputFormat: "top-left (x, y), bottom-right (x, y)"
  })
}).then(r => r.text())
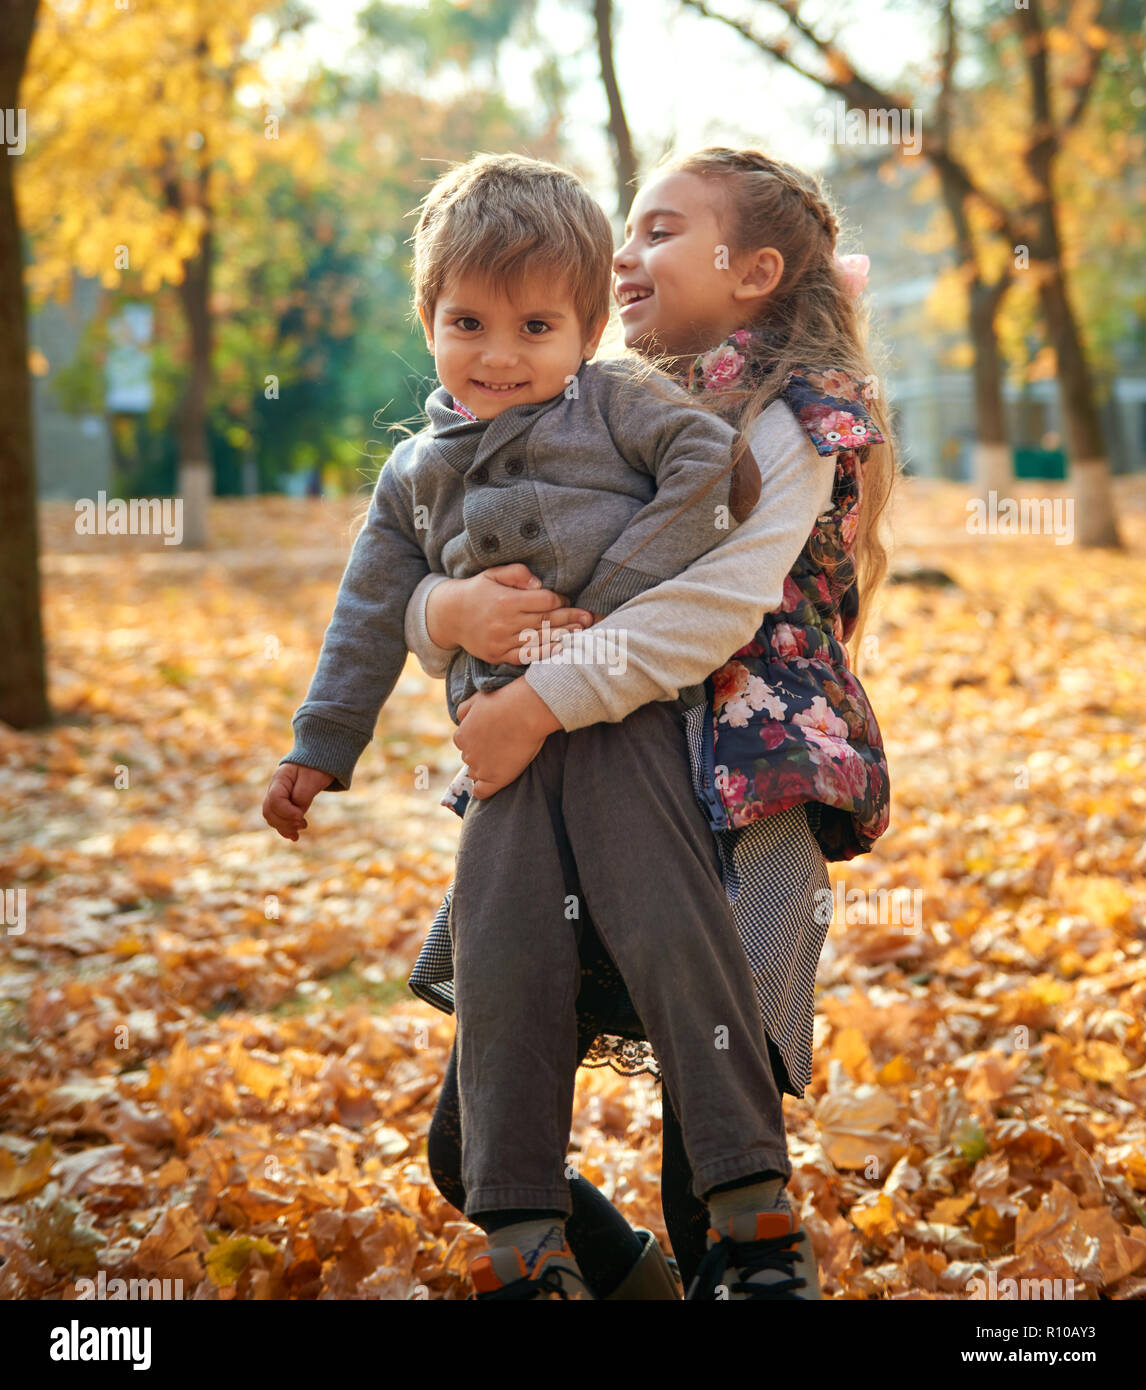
top-left (426, 564), bottom-right (596, 665)
top-left (453, 680), bottom-right (563, 798)
top-left (263, 762), bottom-right (335, 840)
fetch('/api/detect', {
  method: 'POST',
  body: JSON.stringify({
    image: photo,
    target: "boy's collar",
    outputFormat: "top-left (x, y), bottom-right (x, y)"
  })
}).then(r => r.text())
top-left (423, 366), bottom-right (580, 474)
top-left (425, 384), bottom-right (486, 439)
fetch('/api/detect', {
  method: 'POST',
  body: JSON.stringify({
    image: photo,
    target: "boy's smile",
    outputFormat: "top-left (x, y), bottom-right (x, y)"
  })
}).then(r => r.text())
top-left (420, 272), bottom-right (607, 420)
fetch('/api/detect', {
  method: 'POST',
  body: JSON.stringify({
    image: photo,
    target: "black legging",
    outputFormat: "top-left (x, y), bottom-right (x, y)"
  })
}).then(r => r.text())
top-left (425, 912), bottom-right (791, 1295)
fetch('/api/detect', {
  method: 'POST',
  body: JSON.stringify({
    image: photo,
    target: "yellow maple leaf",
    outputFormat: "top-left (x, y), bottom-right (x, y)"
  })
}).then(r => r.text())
top-left (831, 1026), bottom-right (875, 1082)
top-left (205, 1234), bottom-right (277, 1287)
top-left (0, 1138), bottom-right (55, 1200)
top-left (878, 1054), bottom-right (916, 1085)
top-left (930, 1193), bottom-right (977, 1225)
top-left (1074, 1041), bottom-right (1130, 1084)
top-left (227, 1039), bottom-right (289, 1099)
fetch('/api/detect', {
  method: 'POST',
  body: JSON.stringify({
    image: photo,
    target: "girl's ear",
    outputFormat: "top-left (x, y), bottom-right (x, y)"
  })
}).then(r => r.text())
top-left (732, 247), bottom-right (784, 305)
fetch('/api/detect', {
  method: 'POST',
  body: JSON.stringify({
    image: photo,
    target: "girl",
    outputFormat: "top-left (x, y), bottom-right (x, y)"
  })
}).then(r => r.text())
top-left (405, 147), bottom-right (898, 1300)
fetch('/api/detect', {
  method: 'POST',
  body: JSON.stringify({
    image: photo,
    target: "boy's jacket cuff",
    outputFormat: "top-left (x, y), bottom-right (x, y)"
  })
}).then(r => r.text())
top-left (282, 714), bottom-right (371, 791)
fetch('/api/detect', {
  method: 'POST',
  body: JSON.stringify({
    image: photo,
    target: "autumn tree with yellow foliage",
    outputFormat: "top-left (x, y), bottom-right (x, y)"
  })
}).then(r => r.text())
top-left (19, 0), bottom-right (325, 548)
top-left (4, 0), bottom-right (570, 722)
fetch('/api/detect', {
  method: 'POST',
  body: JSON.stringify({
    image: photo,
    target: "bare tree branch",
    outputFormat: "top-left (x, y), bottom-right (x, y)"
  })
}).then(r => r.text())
top-left (936, 0), bottom-right (956, 147)
top-left (679, 0), bottom-right (1023, 243)
top-left (680, 0), bottom-right (858, 99)
top-left (1061, 41), bottom-right (1103, 132)
top-left (593, 0), bottom-right (638, 218)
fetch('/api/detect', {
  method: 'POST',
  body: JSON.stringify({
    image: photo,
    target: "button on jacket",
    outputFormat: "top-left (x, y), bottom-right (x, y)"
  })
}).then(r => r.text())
top-left (283, 356), bottom-right (762, 790)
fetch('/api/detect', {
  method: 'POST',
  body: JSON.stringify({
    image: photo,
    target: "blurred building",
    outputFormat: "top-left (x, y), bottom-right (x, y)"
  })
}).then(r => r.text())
top-left (30, 273), bottom-right (114, 500)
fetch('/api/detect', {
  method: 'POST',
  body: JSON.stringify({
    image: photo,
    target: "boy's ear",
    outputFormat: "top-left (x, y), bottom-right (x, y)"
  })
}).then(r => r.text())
top-left (581, 313), bottom-right (610, 362)
top-left (417, 302), bottom-right (434, 351)
top-left (732, 247), bottom-right (784, 305)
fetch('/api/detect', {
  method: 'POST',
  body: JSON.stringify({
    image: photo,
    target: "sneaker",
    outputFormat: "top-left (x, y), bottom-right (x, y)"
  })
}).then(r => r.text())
top-left (469, 1228), bottom-right (595, 1300)
top-left (685, 1207), bottom-right (822, 1300)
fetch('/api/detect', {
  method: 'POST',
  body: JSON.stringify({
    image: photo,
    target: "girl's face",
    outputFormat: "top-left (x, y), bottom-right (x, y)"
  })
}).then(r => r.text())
top-left (612, 170), bottom-right (779, 361)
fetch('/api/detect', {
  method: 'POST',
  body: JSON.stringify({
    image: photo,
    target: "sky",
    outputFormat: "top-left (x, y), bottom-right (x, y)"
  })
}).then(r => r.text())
top-left (253, 0), bottom-right (936, 213)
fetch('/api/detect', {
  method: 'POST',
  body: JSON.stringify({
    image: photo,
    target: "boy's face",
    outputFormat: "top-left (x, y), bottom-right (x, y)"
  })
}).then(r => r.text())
top-left (419, 271), bottom-right (607, 420)
top-left (612, 170), bottom-right (780, 360)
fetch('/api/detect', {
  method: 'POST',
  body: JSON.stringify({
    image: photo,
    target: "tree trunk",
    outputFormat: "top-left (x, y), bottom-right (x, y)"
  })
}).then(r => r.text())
top-left (1038, 269), bottom-right (1120, 546)
top-left (174, 225), bottom-right (213, 549)
top-left (593, 0), bottom-right (637, 220)
top-left (0, 0), bottom-right (49, 729)
top-left (1018, 0), bottom-right (1121, 548)
top-left (935, 152), bottom-right (1013, 496)
top-left (967, 278), bottom-right (1013, 496)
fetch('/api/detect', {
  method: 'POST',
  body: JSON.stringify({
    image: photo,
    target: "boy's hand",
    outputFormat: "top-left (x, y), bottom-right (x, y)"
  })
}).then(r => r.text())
top-left (427, 564), bottom-right (596, 665)
top-left (453, 680), bottom-right (563, 799)
top-left (263, 762), bottom-right (335, 840)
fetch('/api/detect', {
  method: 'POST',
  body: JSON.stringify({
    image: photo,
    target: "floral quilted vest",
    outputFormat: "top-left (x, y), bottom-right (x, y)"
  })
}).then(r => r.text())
top-left (684, 331), bottom-right (890, 861)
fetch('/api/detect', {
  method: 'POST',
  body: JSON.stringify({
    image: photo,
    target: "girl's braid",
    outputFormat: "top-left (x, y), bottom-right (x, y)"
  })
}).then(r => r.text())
top-left (725, 150), bottom-right (839, 246)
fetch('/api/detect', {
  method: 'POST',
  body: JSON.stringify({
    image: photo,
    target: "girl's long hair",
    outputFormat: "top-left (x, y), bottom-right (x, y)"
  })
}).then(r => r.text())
top-left (621, 146), bottom-right (902, 666)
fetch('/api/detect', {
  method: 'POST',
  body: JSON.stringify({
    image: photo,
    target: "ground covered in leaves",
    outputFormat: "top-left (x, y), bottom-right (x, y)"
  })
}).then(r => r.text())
top-left (2, 482), bottom-right (1145, 1300)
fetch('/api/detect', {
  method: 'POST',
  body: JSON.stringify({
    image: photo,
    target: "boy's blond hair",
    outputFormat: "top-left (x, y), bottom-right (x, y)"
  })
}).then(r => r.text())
top-left (410, 152), bottom-right (614, 337)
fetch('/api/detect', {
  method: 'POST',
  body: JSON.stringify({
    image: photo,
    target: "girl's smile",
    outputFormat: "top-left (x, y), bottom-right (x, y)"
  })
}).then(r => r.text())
top-left (616, 282), bottom-right (654, 315)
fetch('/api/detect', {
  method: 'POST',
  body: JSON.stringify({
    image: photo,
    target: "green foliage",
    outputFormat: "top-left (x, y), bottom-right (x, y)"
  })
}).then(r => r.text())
top-left (954, 1119), bottom-right (990, 1166)
top-left (357, 0), bottom-right (537, 71)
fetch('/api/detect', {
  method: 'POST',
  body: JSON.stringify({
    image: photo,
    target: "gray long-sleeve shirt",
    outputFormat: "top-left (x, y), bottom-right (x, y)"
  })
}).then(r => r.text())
top-left (284, 355), bottom-right (761, 789)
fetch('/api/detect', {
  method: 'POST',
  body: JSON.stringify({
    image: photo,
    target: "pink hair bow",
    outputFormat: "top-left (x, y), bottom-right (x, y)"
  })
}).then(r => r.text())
top-left (834, 252), bottom-right (870, 298)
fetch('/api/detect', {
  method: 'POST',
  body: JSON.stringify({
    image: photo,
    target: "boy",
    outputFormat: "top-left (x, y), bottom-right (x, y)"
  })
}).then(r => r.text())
top-left (263, 153), bottom-right (778, 1298)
